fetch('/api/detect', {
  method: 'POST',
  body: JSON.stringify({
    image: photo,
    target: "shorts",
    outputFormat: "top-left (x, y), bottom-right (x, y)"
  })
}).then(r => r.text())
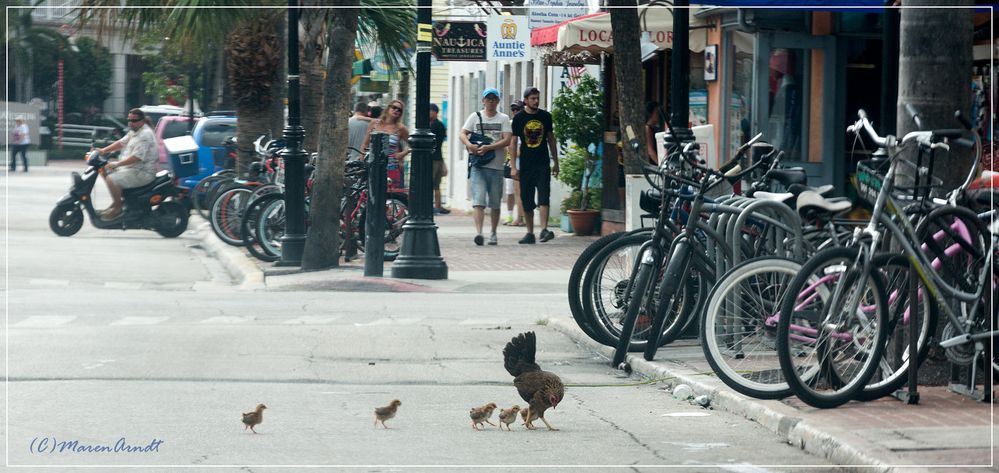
top-left (519, 166), bottom-right (551, 213)
top-left (432, 160), bottom-right (446, 187)
top-left (470, 166), bottom-right (503, 209)
top-left (108, 167), bottom-right (155, 189)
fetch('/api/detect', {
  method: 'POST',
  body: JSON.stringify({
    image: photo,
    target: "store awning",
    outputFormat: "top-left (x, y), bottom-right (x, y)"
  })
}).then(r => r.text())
top-left (531, 6), bottom-right (707, 55)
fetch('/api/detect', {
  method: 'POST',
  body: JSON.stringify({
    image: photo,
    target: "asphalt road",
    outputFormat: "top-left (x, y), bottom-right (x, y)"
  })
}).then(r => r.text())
top-left (2, 164), bottom-right (837, 471)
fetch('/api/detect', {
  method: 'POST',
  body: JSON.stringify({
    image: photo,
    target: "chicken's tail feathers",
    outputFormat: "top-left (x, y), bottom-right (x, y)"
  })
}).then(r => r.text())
top-left (503, 331), bottom-right (540, 377)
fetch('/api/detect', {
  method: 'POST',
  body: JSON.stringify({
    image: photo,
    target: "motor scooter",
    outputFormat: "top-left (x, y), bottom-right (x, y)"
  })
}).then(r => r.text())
top-left (48, 150), bottom-right (190, 237)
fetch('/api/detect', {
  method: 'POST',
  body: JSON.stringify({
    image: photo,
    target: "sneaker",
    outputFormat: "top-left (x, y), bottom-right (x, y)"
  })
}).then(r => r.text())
top-left (518, 233), bottom-right (536, 244)
top-left (488, 233), bottom-right (498, 245)
top-left (433, 207), bottom-right (443, 215)
top-left (539, 229), bottom-right (555, 242)
top-left (474, 234), bottom-right (484, 246)
top-left (439, 207), bottom-right (451, 214)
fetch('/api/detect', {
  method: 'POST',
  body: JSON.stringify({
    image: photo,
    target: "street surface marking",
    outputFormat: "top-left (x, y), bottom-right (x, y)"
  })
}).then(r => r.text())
top-left (82, 359), bottom-right (116, 370)
top-left (13, 316), bottom-right (77, 327)
top-left (104, 282), bottom-right (144, 290)
top-left (459, 318), bottom-right (509, 325)
top-left (283, 316), bottom-right (341, 324)
top-left (29, 279), bottom-right (70, 287)
top-left (354, 317), bottom-right (424, 326)
top-left (662, 412), bottom-right (712, 417)
top-left (200, 316), bottom-right (255, 324)
top-left (110, 316), bottom-right (170, 326)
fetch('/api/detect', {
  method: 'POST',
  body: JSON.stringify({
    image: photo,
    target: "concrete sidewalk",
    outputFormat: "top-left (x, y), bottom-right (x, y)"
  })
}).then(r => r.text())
top-left (192, 192), bottom-right (996, 472)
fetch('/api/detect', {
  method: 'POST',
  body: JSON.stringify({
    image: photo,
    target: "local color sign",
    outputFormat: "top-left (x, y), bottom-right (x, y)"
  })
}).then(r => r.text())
top-left (487, 15), bottom-right (530, 61)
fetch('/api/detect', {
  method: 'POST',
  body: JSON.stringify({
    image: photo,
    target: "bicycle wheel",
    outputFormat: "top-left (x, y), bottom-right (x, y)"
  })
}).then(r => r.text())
top-left (854, 253), bottom-right (938, 401)
top-left (241, 193), bottom-right (283, 262)
top-left (193, 174), bottom-right (232, 220)
top-left (915, 205), bottom-right (990, 303)
top-left (584, 233), bottom-right (688, 352)
top-left (383, 195), bottom-right (409, 261)
top-left (256, 197), bottom-right (286, 258)
top-left (569, 232), bottom-right (628, 345)
top-left (210, 186), bottom-right (253, 246)
top-left (611, 255), bottom-right (657, 368)
top-left (701, 256), bottom-right (799, 400)
top-left (777, 246), bottom-right (889, 408)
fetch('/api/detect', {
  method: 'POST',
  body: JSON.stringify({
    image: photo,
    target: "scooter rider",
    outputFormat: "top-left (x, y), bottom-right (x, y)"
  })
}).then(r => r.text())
top-left (96, 108), bottom-right (157, 219)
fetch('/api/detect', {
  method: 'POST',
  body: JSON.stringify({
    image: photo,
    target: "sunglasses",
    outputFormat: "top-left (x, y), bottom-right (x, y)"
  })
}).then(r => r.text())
top-left (127, 118), bottom-right (143, 123)
top-left (389, 106), bottom-right (402, 111)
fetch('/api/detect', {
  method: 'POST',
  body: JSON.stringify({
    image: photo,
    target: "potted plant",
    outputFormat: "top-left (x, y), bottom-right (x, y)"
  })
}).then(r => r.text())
top-left (552, 74), bottom-right (603, 235)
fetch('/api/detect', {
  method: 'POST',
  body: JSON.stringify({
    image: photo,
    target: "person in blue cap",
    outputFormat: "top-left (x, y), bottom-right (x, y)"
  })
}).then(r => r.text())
top-left (460, 87), bottom-right (512, 246)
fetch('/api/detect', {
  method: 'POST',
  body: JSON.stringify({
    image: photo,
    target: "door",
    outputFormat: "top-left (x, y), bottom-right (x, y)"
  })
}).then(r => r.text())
top-left (753, 32), bottom-right (837, 186)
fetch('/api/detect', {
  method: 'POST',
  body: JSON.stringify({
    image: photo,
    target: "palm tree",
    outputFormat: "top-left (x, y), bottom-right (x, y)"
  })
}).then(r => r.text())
top-left (608, 0), bottom-right (647, 175)
top-left (6, 2), bottom-right (74, 103)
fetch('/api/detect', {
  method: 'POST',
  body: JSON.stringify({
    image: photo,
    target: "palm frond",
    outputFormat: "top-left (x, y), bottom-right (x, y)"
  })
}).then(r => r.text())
top-left (357, 0), bottom-right (415, 72)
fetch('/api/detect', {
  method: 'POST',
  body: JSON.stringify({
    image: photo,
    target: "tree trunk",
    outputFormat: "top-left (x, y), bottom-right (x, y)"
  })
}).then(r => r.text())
top-left (608, 0), bottom-right (647, 175)
top-left (896, 1), bottom-right (975, 386)
top-left (897, 1), bottom-right (973, 189)
top-left (299, 1), bottom-right (327, 154)
top-left (271, 13), bottom-right (288, 140)
top-left (226, 17), bottom-right (281, 178)
top-left (301, 3), bottom-right (357, 270)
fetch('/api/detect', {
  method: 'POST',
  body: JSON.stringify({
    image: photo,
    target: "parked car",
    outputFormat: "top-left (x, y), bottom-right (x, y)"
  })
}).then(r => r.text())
top-left (155, 116), bottom-right (200, 171)
top-left (140, 104), bottom-right (201, 128)
top-left (174, 113), bottom-right (237, 190)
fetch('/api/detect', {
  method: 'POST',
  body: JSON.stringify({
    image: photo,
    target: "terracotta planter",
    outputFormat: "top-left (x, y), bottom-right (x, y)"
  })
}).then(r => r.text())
top-left (567, 209), bottom-right (600, 236)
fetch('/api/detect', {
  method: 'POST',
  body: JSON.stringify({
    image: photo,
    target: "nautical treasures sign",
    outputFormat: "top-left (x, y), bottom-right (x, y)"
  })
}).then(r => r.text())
top-left (432, 21), bottom-right (487, 62)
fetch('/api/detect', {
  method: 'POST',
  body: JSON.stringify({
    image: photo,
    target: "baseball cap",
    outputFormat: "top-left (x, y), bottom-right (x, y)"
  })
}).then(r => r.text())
top-left (523, 86), bottom-right (541, 98)
top-left (482, 88), bottom-right (500, 99)
top-left (429, 103), bottom-right (439, 112)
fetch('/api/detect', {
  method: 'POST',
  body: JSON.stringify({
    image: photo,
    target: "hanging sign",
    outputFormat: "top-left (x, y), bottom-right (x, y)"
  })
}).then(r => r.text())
top-left (487, 15), bottom-right (530, 61)
top-left (432, 21), bottom-right (487, 62)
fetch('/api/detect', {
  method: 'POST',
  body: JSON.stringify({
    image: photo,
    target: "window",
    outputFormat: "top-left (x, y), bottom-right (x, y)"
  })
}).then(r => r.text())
top-left (200, 122), bottom-right (236, 147)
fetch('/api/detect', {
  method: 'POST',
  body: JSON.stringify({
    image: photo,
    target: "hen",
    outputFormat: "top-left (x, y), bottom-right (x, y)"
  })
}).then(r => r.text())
top-left (242, 404), bottom-right (267, 434)
top-left (503, 331), bottom-right (564, 431)
top-left (374, 399), bottom-right (401, 429)
top-left (498, 405), bottom-right (521, 431)
top-left (469, 402), bottom-right (498, 430)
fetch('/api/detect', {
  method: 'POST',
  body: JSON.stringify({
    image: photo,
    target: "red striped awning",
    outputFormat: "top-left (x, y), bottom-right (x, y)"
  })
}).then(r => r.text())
top-left (530, 12), bottom-right (606, 47)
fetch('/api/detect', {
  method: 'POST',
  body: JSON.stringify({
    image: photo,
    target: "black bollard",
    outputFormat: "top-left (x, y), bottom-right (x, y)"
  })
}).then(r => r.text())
top-left (364, 133), bottom-right (388, 277)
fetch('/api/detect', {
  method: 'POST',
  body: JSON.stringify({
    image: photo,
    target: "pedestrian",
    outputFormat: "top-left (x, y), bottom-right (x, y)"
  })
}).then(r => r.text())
top-left (460, 87), bottom-right (512, 246)
top-left (645, 101), bottom-right (662, 165)
top-left (95, 108), bottom-right (158, 219)
top-left (348, 101), bottom-right (372, 161)
top-left (369, 105), bottom-right (383, 120)
top-left (361, 99), bottom-right (410, 189)
top-left (510, 87), bottom-right (559, 244)
top-left (429, 103), bottom-right (450, 215)
top-left (504, 100), bottom-right (526, 227)
top-left (10, 118), bottom-right (30, 172)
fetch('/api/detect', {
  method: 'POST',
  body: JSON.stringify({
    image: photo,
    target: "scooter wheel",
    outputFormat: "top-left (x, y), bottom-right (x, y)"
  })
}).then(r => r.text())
top-left (154, 201), bottom-right (190, 238)
top-left (49, 203), bottom-right (84, 237)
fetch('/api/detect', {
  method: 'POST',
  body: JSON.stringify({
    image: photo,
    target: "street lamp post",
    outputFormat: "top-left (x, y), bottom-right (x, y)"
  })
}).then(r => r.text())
top-left (278, 0), bottom-right (307, 266)
top-left (390, 0), bottom-right (448, 279)
top-left (664, 0), bottom-right (693, 147)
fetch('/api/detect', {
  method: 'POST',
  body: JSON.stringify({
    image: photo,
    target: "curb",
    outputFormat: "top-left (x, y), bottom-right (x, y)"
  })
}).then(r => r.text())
top-left (547, 317), bottom-right (895, 473)
top-left (193, 222), bottom-right (265, 290)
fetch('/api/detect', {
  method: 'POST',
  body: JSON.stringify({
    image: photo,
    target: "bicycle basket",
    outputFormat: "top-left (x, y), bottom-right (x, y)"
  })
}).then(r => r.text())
top-left (855, 157), bottom-right (942, 205)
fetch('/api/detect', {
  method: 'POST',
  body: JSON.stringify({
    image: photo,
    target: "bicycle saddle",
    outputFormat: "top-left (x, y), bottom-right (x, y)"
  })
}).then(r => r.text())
top-left (767, 169), bottom-right (808, 187)
top-left (751, 191), bottom-right (794, 204)
top-left (795, 190), bottom-right (852, 215)
top-left (787, 183), bottom-right (836, 197)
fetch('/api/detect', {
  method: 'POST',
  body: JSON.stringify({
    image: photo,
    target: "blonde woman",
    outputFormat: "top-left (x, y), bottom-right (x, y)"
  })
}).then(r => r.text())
top-left (362, 99), bottom-right (411, 188)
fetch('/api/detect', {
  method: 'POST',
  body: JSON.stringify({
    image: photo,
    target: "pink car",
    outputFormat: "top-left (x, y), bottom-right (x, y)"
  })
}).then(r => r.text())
top-left (155, 116), bottom-right (200, 171)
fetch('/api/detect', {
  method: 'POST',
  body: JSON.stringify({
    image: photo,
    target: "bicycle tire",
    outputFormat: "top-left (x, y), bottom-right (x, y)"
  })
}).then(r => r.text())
top-left (777, 246), bottom-right (889, 408)
top-left (256, 197), bottom-right (286, 258)
top-left (701, 256), bottom-right (799, 400)
top-left (209, 186), bottom-right (253, 246)
top-left (583, 233), bottom-right (681, 351)
top-left (193, 174), bottom-right (231, 220)
top-left (612, 257), bottom-right (657, 368)
top-left (569, 232), bottom-right (628, 345)
top-left (242, 193), bottom-right (284, 262)
top-left (643, 239), bottom-right (698, 361)
top-left (855, 253), bottom-right (937, 401)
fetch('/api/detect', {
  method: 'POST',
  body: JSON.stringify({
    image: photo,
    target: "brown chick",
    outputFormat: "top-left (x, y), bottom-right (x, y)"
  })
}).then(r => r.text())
top-left (503, 332), bottom-right (565, 431)
top-left (469, 402), bottom-right (498, 430)
top-left (241, 404), bottom-right (267, 434)
top-left (374, 399), bottom-right (401, 429)
top-left (498, 405), bottom-right (521, 431)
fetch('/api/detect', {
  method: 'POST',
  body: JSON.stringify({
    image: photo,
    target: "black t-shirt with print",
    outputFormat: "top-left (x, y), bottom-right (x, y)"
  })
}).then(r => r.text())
top-left (430, 118), bottom-right (446, 161)
top-left (512, 109), bottom-right (553, 170)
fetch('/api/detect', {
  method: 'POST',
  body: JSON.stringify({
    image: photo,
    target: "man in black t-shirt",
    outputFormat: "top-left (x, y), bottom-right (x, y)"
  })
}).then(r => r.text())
top-left (429, 103), bottom-right (449, 214)
top-left (510, 87), bottom-right (559, 244)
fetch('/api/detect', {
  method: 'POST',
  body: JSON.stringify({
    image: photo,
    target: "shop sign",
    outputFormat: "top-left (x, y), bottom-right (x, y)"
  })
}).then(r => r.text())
top-left (487, 15), bottom-right (530, 61)
top-left (527, 0), bottom-right (589, 30)
top-left (432, 21), bottom-right (487, 62)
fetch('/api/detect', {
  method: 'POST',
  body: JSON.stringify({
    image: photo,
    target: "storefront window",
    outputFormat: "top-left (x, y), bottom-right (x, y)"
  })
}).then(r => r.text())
top-left (727, 31), bottom-right (754, 158)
